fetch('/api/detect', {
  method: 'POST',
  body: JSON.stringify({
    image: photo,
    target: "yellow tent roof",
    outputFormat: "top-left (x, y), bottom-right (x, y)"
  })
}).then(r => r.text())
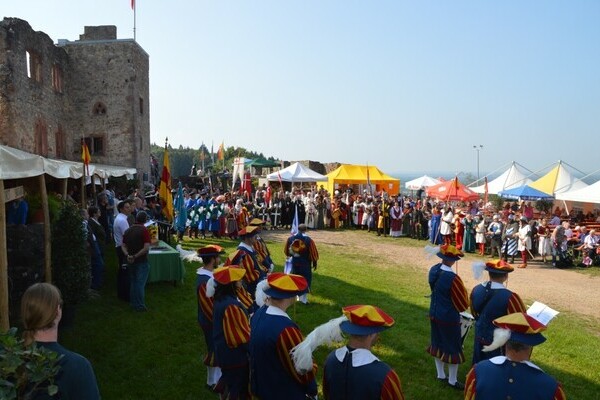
top-left (529, 162), bottom-right (587, 195)
top-left (325, 164), bottom-right (400, 194)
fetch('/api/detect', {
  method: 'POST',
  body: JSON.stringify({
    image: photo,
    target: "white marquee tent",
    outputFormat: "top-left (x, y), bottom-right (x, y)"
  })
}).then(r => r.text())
top-left (471, 162), bottom-right (533, 194)
top-left (266, 162), bottom-right (327, 183)
top-left (405, 175), bottom-right (440, 190)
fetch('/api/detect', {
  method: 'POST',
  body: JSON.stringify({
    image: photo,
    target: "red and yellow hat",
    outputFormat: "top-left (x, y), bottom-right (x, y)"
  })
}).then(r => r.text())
top-left (491, 312), bottom-right (547, 347)
top-left (196, 244), bottom-right (225, 258)
top-left (340, 305), bottom-right (395, 335)
top-left (263, 272), bottom-right (308, 299)
top-left (238, 225), bottom-right (259, 237)
top-left (485, 259), bottom-right (514, 274)
top-left (249, 218), bottom-right (266, 226)
top-left (213, 266), bottom-right (245, 285)
top-left (436, 244), bottom-right (464, 262)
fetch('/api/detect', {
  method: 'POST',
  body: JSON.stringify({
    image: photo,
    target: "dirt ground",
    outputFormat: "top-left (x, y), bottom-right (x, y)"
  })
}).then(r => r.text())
top-left (264, 229), bottom-right (600, 321)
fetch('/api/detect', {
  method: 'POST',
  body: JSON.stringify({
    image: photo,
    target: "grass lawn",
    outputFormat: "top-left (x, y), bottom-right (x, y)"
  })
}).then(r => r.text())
top-left (60, 232), bottom-right (600, 399)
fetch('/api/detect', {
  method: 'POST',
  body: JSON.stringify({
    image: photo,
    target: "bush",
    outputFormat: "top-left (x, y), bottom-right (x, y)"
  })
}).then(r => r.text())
top-left (51, 201), bottom-right (90, 306)
top-left (0, 328), bottom-right (61, 400)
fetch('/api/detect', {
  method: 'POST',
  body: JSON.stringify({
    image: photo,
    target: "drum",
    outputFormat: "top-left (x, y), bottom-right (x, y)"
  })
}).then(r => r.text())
top-left (459, 311), bottom-right (475, 346)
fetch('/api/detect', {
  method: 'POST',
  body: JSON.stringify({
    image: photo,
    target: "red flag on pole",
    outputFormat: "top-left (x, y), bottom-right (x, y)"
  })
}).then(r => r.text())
top-left (131, 0), bottom-right (135, 10)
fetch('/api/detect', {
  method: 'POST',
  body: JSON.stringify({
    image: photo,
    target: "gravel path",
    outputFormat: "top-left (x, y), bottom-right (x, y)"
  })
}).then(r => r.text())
top-left (264, 229), bottom-right (600, 320)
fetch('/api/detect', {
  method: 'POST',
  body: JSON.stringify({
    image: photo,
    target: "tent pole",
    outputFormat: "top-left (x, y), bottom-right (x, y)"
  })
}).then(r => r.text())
top-left (91, 174), bottom-right (97, 206)
top-left (80, 175), bottom-right (86, 207)
top-left (39, 175), bottom-right (52, 282)
top-left (61, 178), bottom-right (68, 200)
top-left (0, 179), bottom-right (9, 331)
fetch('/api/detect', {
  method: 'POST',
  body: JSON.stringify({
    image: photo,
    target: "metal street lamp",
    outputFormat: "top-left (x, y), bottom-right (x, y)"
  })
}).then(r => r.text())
top-left (473, 145), bottom-right (483, 180)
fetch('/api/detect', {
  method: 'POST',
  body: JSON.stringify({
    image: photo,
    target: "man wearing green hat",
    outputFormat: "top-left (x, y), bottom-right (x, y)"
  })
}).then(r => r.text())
top-left (464, 312), bottom-right (566, 400)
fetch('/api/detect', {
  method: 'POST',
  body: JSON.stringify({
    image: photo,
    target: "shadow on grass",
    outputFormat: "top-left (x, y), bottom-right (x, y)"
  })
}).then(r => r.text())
top-left (57, 237), bottom-right (600, 400)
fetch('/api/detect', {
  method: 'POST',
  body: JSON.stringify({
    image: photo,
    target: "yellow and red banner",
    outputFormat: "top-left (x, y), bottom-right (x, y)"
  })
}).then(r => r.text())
top-left (217, 141), bottom-right (225, 161)
top-left (81, 140), bottom-right (91, 175)
top-left (159, 144), bottom-right (174, 221)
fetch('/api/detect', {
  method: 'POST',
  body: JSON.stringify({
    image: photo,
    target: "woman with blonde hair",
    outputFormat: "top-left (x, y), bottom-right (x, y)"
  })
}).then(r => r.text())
top-left (21, 282), bottom-right (100, 399)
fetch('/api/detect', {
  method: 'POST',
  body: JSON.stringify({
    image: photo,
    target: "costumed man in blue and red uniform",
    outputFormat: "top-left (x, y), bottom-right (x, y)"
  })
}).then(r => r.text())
top-left (470, 259), bottom-right (526, 364)
top-left (195, 244), bottom-right (226, 391)
top-left (464, 312), bottom-right (567, 400)
top-left (208, 266), bottom-right (252, 400)
top-left (249, 218), bottom-right (276, 273)
top-left (426, 244), bottom-right (470, 390)
top-left (284, 223), bottom-right (319, 304)
top-left (292, 304), bottom-right (404, 400)
top-left (225, 225), bottom-right (268, 311)
top-left (249, 273), bottom-right (317, 400)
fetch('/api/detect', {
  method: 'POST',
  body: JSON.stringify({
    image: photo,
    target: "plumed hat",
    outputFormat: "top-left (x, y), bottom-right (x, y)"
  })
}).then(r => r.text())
top-left (435, 244), bottom-right (464, 262)
top-left (262, 273), bottom-right (308, 299)
top-left (483, 312), bottom-right (547, 352)
top-left (340, 305), bottom-right (395, 336)
top-left (238, 225), bottom-right (259, 237)
top-left (196, 244), bottom-right (225, 258)
top-left (213, 265), bottom-right (245, 285)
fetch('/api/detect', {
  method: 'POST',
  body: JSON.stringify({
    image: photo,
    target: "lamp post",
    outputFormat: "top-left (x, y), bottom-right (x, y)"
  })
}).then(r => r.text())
top-left (473, 145), bottom-right (483, 181)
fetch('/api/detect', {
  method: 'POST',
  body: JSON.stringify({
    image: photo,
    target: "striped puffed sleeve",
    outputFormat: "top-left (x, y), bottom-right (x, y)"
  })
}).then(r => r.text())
top-left (464, 366), bottom-right (477, 400)
top-left (554, 383), bottom-right (566, 400)
top-left (450, 275), bottom-right (469, 312)
top-left (222, 304), bottom-right (251, 349)
top-left (308, 239), bottom-right (319, 263)
top-left (227, 250), bottom-right (260, 284)
top-left (507, 292), bottom-right (527, 314)
top-left (276, 326), bottom-right (317, 388)
top-left (236, 286), bottom-right (254, 311)
top-left (380, 369), bottom-right (404, 400)
top-left (198, 282), bottom-right (214, 323)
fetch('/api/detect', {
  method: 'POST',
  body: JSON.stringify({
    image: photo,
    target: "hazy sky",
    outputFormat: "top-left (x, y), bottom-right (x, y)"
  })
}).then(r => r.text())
top-left (4, 1), bottom-right (599, 175)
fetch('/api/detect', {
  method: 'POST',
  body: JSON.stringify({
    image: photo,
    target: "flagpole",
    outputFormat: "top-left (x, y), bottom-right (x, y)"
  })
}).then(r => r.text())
top-left (133, 0), bottom-right (136, 41)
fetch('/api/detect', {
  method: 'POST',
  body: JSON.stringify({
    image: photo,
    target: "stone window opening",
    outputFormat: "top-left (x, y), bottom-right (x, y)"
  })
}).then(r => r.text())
top-left (35, 119), bottom-right (48, 156)
top-left (93, 102), bottom-right (107, 115)
top-left (139, 97), bottom-right (144, 114)
top-left (26, 50), bottom-right (42, 82)
top-left (52, 64), bottom-right (63, 93)
top-left (78, 136), bottom-right (105, 156)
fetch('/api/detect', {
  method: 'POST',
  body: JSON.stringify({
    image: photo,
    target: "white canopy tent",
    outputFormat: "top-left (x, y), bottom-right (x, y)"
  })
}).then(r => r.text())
top-left (556, 180), bottom-right (600, 204)
top-left (405, 175), bottom-right (440, 190)
top-left (471, 162), bottom-right (533, 194)
top-left (0, 144), bottom-right (137, 331)
top-left (266, 162), bottom-right (327, 183)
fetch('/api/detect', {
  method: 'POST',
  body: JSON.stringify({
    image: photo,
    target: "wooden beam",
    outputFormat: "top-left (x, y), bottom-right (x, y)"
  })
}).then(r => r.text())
top-left (0, 179), bottom-right (9, 331)
top-left (39, 175), bottom-right (52, 283)
top-left (3, 186), bottom-right (24, 203)
top-left (61, 179), bottom-right (68, 201)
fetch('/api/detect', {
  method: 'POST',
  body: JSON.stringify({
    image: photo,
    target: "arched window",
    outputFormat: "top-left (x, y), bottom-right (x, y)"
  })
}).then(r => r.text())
top-left (35, 119), bottom-right (48, 156)
top-left (93, 102), bottom-right (107, 115)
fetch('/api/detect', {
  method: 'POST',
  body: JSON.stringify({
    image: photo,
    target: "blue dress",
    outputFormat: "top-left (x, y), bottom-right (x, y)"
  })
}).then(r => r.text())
top-left (429, 213), bottom-right (443, 244)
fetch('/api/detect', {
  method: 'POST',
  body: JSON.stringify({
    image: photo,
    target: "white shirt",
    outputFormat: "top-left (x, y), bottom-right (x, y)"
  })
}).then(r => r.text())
top-left (334, 347), bottom-right (379, 367)
top-left (113, 213), bottom-right (129, 247)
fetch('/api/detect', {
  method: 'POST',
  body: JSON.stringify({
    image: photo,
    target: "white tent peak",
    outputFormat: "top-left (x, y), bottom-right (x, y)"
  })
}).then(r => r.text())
top-left (471, 162), bottom-right (534, 195)
top-left (266, 162), bottom-right (327, 182)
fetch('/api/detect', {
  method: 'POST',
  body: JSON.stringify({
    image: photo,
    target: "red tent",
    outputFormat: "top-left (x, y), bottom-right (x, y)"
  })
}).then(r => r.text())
top-left (426, 177), bottom-right (480, 202)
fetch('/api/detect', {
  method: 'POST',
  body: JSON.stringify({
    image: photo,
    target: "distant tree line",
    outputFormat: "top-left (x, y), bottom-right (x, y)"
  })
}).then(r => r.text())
top-left (149, 143), bottom-right (278, 179)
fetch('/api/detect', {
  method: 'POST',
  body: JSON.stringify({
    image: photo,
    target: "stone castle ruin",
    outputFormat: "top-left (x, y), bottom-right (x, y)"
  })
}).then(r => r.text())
top-left (0, 17), bottom-right (150, 182)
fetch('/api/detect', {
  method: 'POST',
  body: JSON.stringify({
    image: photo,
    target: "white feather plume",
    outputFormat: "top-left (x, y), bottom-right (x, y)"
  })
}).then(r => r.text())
top-left (205, 277), bottom-right (216, 298)
top-left (290, 316), bottom-right (348, 373)
top-left (424, 245), bottom-right (440, 258)
top-left (472, 261), bottom-right (486, 281)
top-left (482, 328), bottom-right (511, 353)
top-left (176, 245), bottom-right (202, 263)
top-left (255, 279), bottom-right (270, 307)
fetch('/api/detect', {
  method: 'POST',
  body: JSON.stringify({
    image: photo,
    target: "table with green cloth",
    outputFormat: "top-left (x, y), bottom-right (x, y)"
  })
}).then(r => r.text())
top-left (147, 240), bottom-right (185, 284)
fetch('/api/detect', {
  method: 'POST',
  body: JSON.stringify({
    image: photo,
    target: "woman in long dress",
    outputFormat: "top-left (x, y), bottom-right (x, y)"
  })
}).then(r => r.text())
top-left (516, 217), bottom-right (532, 268)
top-left (462, 214), bottom-right (476, 253)
top-left (389, 201), bottom-right (403, 237)
top-left (429, 206), bottom-right (443, 244)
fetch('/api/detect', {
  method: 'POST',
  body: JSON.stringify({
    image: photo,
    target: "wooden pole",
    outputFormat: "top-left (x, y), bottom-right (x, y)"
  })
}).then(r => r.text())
top-left (61, 178), bottom-right (68, 201)
top-left (91, 174), bottom-right (97, 206)
top-left (0, 179), bottom-right (9, 331)
top-left (39, 175), bottom-right (52, 282)
top-left (80, 175), bottom-right (86, 207)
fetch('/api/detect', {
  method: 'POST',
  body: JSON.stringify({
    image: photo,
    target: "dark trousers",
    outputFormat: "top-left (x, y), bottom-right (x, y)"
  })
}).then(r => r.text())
top-left (115, 246), bottom-right (130, 301)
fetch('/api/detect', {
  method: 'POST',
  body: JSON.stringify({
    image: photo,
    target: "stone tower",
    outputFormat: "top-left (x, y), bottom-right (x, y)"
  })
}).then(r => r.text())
top-left (0, 18), bottom-right (150, 184)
